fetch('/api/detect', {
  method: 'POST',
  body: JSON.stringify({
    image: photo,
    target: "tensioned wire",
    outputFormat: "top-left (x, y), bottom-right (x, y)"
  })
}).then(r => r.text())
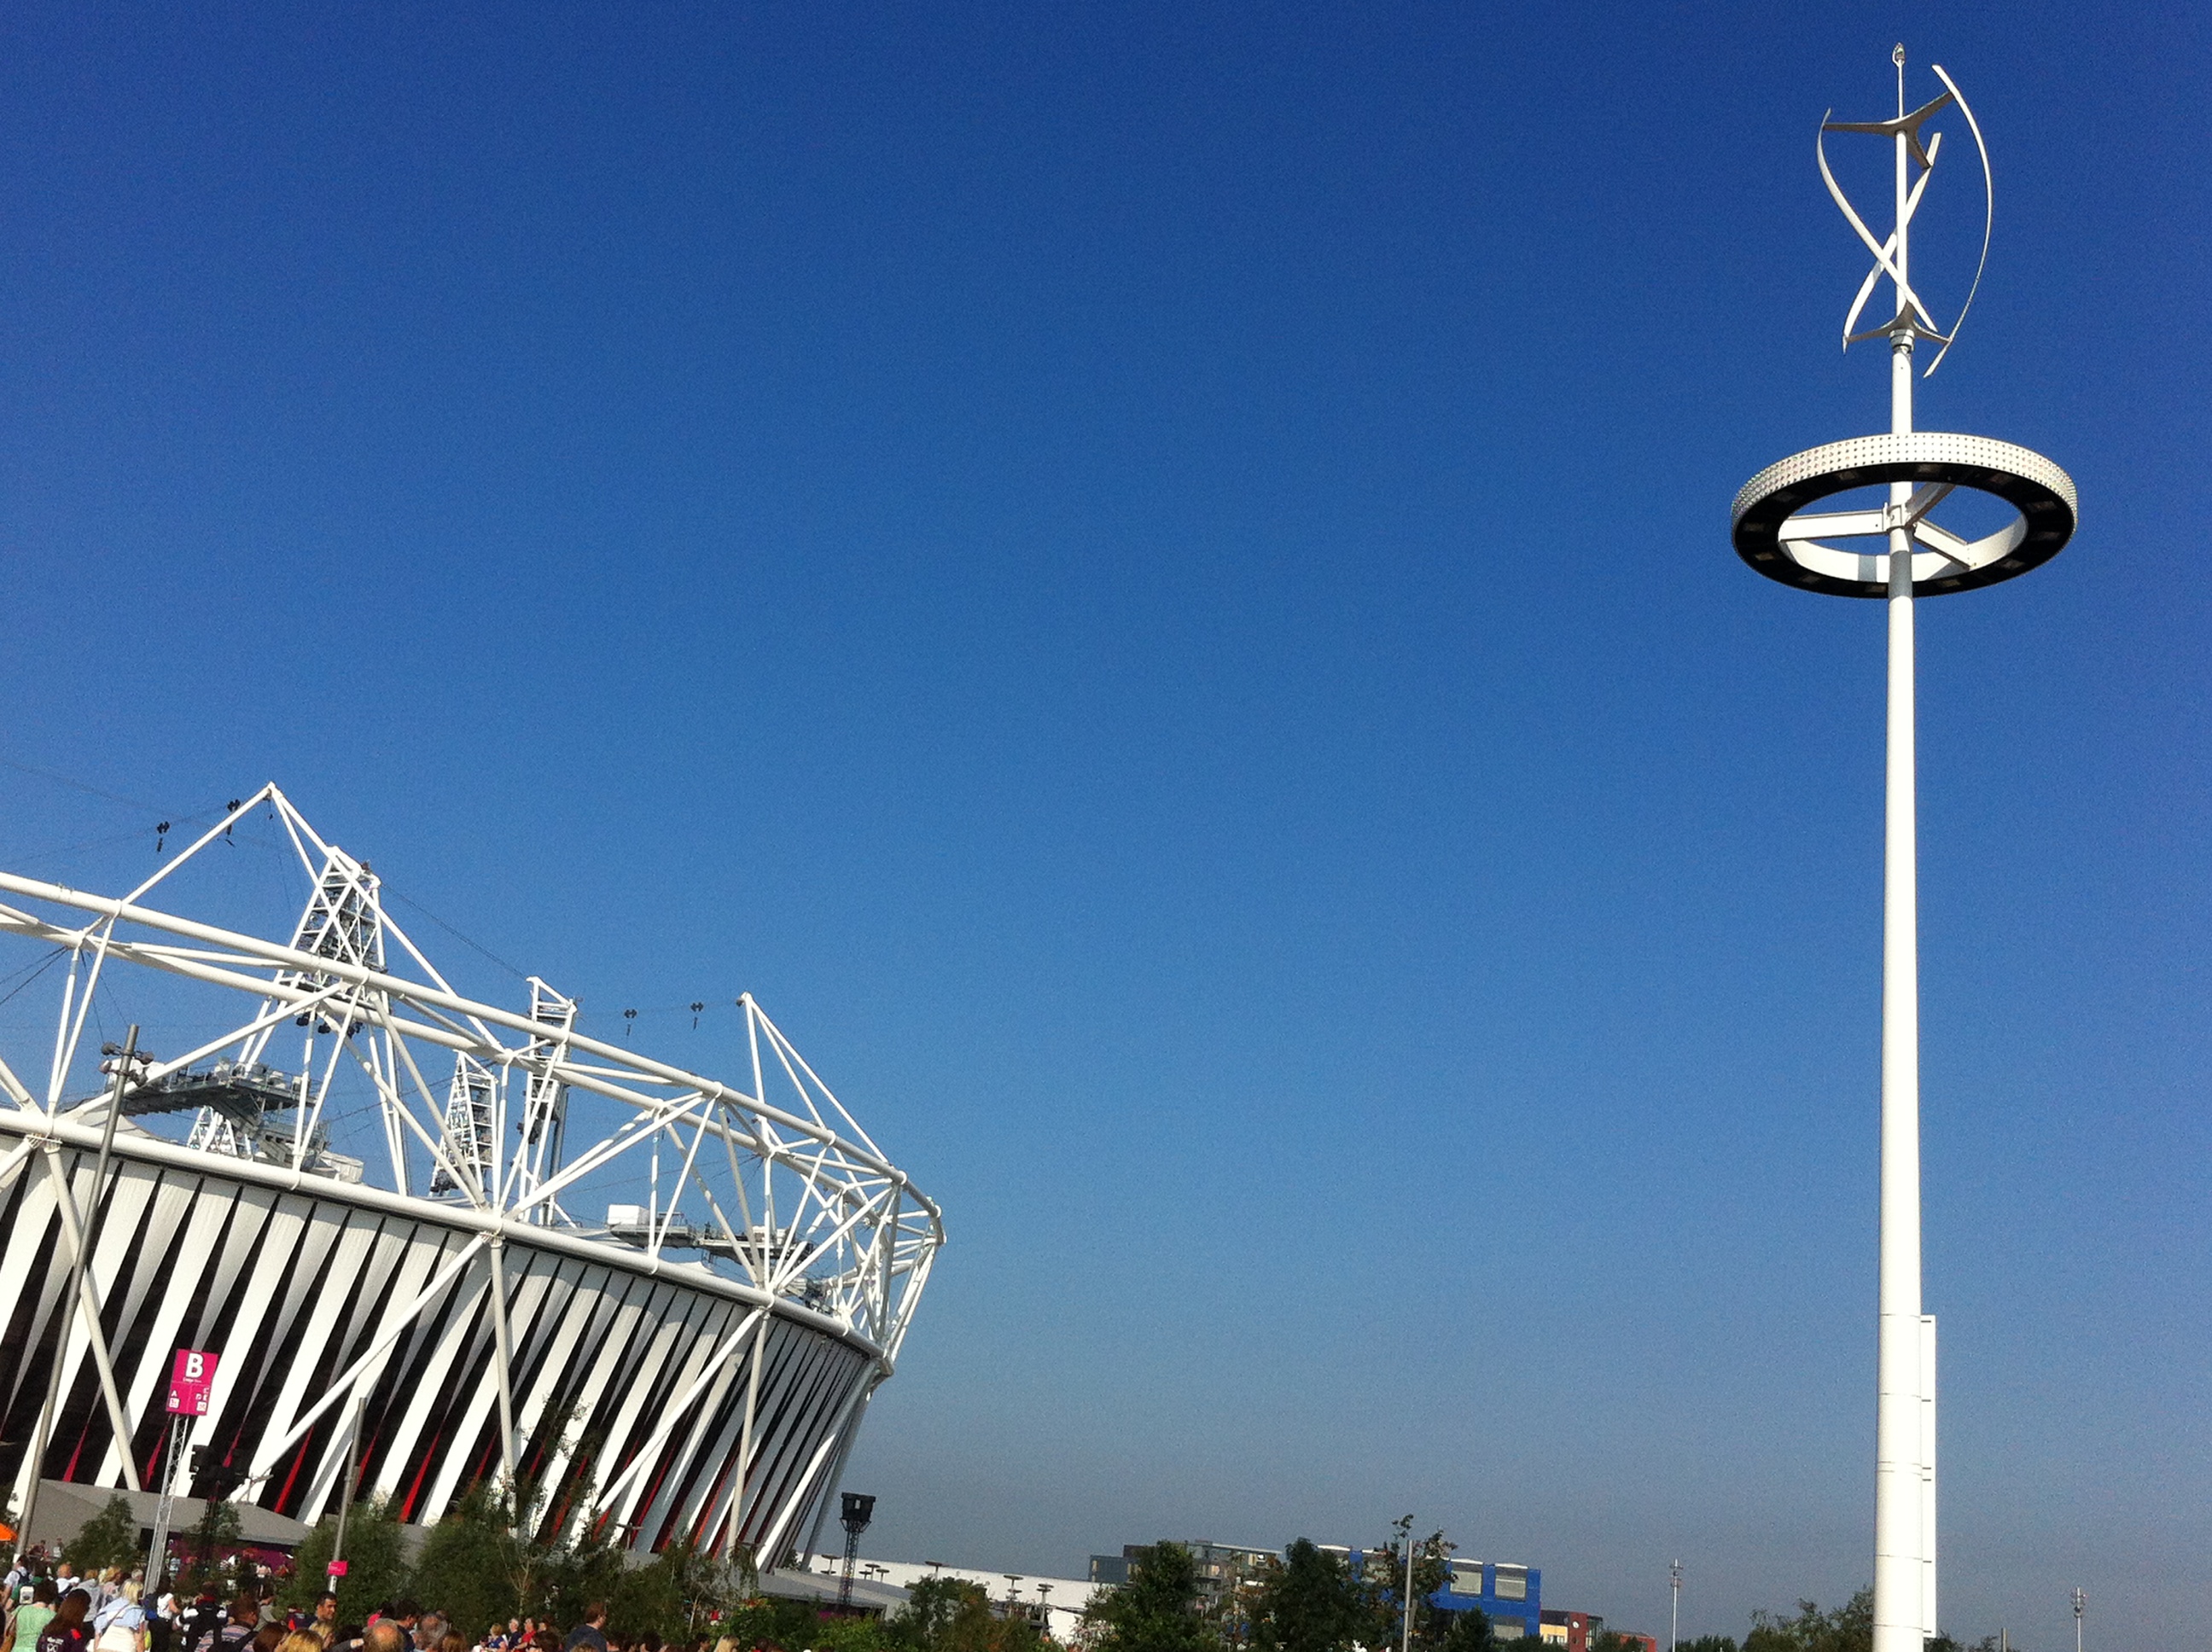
top-left (0, 754), bottom-right (749, 1032)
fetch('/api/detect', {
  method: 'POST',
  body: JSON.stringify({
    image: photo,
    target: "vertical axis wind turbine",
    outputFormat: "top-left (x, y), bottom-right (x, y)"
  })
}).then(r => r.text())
top-left (1729, 47), bottom-right (2077, 1652)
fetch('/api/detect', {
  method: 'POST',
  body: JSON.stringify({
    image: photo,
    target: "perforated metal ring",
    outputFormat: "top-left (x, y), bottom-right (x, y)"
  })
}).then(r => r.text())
top-left (1732, 431), bottom-right (2076, 597)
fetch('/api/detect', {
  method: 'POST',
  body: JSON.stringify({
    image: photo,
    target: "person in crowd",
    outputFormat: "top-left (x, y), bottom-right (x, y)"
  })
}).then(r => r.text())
top-left (559, 1608), bottom-right (606, 1652)
top-left (5, 1577), bottom-right (61, 1652)
top-left (89, 1588), bottom-right (144, 1652)
top-left (276, 1633), bottom-right (322, 1652)
top-left (34, 1587), bottom-right (92, 1652)
top-left (248, 1626), bottom-right (282, 1652)
top-left (360, 1622), bottom-right (406, 1652)
top-left (173, 1593), bottom-right (218, 1652)
top-left (410, 1617), bottom-right (445, 1652)
top-left (194, 1596), bottom-right (259, 1652)
top-left (435, 1631), bottom-right (463, 1652)
top-left (528, 1629), bottom-right (558, 1652)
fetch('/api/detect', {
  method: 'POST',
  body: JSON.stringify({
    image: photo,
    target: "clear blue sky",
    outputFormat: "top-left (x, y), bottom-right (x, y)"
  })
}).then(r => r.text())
top-left (0, 2), bottom-right (2203, 1644)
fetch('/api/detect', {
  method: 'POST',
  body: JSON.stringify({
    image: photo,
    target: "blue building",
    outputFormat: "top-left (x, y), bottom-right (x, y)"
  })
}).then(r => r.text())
top-left (1433, 1559), bottom-right (1542, 1641)
top-left (1332, 1549), bottom-right (1541, 1642)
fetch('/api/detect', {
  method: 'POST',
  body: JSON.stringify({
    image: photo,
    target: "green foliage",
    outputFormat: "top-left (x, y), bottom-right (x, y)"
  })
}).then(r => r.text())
top-left (1087, 1544), bottom-right (1217, 1652)
top-left (536, 1515), bottom-right (628, 1635)
top-left (714, 1596), bottom-right (832, 1652)
top-left (63, 1494), bottom-right (139, 1575)
top-left (410, 1482), bottom-right (526, 1637)
top-left (1249, 1540), bottom-right (1364, 1652)
top-left (276, 1497), bottom-right (411, 1626)
top-left (812, 1614), bottom-right (909, 1652)
top-left (1359, 1521), bottom-right (1456, 1652)
top-left (180, 1498), bottom-right (243, 1594)
top-left (603, 1537), bottom-right (748, 1643)
top-left (1441, 1610), bottom-right (1493, 1652)
top-left (1678, 1637), bottom-right (1739, 1652)
top-left (883, 1579), bottom-right (1043, 1652)
top-left (1743, 1591), bottom-right (1872, 1652)
top-left (1593, 1636), bottom-right (1645, 1652)
top-left (887, 1578), bottom-right (982, 1651)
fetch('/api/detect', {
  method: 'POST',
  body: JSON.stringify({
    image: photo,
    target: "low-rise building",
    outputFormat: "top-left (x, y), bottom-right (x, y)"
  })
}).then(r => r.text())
top-left (1436, 1558), bottom-right (1543, 1641)
top-left (826, 1557), bottom-right (1103, 1642)
top-left (1539, 1608), bottom-right (1599, 1651)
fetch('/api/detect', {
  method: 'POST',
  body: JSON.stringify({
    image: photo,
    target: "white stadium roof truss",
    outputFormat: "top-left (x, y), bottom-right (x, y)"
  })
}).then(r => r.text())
top-left (0, 784), bottom-right (940, 1556)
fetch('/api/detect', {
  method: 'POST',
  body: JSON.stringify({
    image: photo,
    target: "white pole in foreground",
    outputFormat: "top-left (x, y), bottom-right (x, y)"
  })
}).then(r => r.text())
top-left (1738, 49), bottom-right (2075, 1652)
top-left (1669, 1560), bottom-right (1681, 1652)
top-left (1872, 42), bottom-right (1929, 1652)
top-left (1401, 1530), bottom-right (1416, 1652)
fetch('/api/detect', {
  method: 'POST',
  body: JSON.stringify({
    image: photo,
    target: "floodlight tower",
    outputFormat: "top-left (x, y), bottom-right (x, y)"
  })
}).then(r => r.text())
top-left (1731, 47), bottom-right (2076, 1652)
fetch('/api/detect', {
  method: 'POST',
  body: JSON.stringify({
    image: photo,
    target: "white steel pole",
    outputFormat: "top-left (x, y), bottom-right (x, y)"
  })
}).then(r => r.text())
top-left (1669, 1561), bottom-right (1680, 1652)
top-left (1401, 1532), bottom-right (1416, 1652)
top-left (143, 1414), bottom-right (185, 1589)
top-left (1872, 43), bottom-right (1927, 1652)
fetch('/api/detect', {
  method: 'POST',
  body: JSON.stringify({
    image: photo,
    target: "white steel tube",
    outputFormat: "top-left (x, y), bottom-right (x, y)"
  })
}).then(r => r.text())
top-left (1920, 1314), bottom-right (1938, 1637)
top-left (487, 1236), bottom-right (519, 1486)
top-left (1401, 1531), bottom-right (1415, 1652)
top-left (1872, 49), bottom-right (1927, 1652)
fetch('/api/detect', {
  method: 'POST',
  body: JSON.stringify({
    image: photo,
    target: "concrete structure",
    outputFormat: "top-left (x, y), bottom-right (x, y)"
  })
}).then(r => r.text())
top-left (1088, 1541), bottom-right (1276, 1612)
top-left (824, 1557), bottom-right (1102, 1642)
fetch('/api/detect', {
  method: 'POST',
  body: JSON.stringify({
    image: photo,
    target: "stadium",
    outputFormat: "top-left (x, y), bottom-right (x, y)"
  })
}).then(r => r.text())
top-left (0, 785), bottom-right (942, 1567)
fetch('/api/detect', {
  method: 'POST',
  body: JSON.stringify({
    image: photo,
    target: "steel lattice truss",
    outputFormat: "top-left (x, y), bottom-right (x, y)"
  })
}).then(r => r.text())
top-left (0, 784), bottom-right (941, 1555)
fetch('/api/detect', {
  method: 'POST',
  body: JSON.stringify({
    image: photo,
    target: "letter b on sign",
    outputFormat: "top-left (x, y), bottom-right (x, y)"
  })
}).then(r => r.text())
top-left (166, 1348), bottom-right (218, 1416)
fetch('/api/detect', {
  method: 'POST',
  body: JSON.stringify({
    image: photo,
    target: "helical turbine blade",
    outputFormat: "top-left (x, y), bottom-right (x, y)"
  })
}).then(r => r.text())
top-left (1842, 153), bottom-right (1941, 344)
top-left (1818, 114), bottom-right (1941, 342)
top-left (1924, 62), bottom-right (1993, 377)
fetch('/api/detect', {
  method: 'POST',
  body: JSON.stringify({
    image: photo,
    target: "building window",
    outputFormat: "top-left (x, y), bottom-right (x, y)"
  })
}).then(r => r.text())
top-left (1493, 1620), bottom-right (1528, 1640)
top-left (1448, 1562), bottom-right (1485, 1596)
top-left (1494, 1568), bottom-right (1528, 1603)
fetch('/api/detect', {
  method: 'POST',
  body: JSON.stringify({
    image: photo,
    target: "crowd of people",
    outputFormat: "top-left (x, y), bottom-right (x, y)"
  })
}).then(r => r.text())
top-left (0, 1560), bottom-right (730, 1652)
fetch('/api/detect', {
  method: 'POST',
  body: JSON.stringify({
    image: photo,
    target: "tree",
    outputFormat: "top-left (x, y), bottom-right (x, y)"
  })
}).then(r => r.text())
top-left (179, 1499), bottom-right (243, 1594)
top-left (535, 1516), bottom-right (626, 1635)
top-left (1249, 1541), bottom-right (1363, 1652)
top-left (277, 1497), bottom-right (411, 1626)
top-left (410, 1482), bottom-right (522, 1638)
top-left (889, 1577), bottom-right (985, 1651)
top-left (1440, 1610), bottom-right (1493, 1652)
top-left (1357, 1521), bottom-right (1455, 1652)
top-left (1742, 1592), bottom-right (1871, 1652)
top-left (1086, 1544), bottom-right (1217, 1652)
top-left (1678, 1637), bottom-right (1738, 1652)
top-left (64, 1495), bottom-right (139, 1575)
top-left (600, 1536), bottom-right (752, 1643)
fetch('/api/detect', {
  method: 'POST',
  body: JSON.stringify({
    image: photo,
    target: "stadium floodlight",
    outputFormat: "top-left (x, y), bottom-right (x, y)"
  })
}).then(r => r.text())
top-left (1731, 47), bottom-right (2075, 1652)
top-left (838, 1492), bottom-right (876, 1606)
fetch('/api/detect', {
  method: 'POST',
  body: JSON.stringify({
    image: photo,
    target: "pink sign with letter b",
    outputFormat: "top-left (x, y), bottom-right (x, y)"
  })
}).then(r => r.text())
top-left (166, 1348), bottom-right (218, 1416)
